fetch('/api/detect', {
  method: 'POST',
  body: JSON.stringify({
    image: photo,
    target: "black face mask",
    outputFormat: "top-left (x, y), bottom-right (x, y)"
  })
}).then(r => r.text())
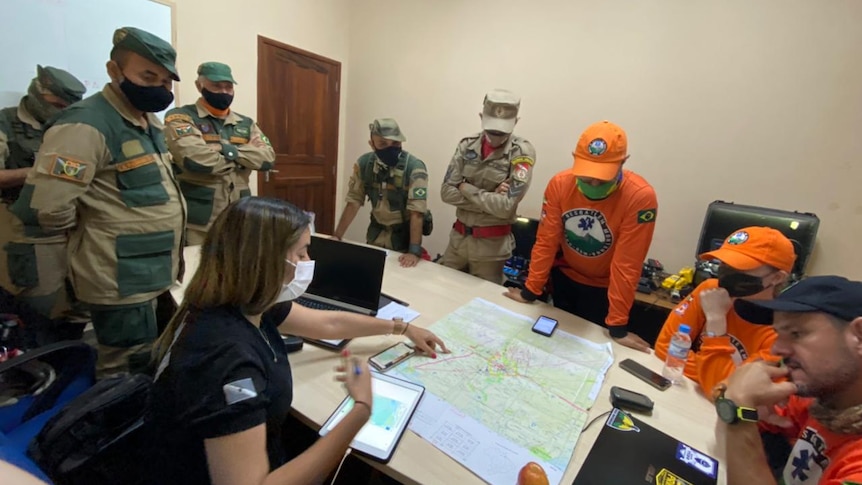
top-left (717, 266), bottom-right (770, 297)
top-left (374, 146), bottom-right (402, 167)
top-left (119, 78), bottom-right (174, 113)
top-left (202, 88), bottom-right (234, 110)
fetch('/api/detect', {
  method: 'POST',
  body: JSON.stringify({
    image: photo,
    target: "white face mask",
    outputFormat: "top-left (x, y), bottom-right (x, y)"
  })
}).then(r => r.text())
top-left (276, 259), bottom-right (315, 302)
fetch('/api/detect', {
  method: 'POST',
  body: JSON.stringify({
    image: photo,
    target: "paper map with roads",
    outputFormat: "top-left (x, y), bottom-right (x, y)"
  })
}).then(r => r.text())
top-left (391, 298), bottom-right (614, 485)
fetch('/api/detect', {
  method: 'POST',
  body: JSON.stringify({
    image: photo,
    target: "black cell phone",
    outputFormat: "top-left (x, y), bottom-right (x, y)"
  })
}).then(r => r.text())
top-left (368, 342), bottom-right (416, 372)
top-left (610, 386), bottom-right (654, 413)
top-left (531, 315), bottom-right (558, 337)
top-left (618, 358), bottom-right (672, 391)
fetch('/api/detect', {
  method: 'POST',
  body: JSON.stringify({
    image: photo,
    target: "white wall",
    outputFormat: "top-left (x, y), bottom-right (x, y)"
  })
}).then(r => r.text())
top-left (342, 0), bottom-right (862, 279)
top-left (173, 0), bottom-right (351, 202)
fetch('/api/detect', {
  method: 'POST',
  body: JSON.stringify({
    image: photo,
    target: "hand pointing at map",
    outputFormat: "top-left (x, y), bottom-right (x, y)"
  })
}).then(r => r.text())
top-left (404, 325), bottom-right (450, 357)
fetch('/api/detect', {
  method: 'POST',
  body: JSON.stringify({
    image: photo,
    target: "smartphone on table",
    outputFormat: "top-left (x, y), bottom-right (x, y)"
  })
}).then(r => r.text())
top-left (618, 358), bottom-right (672, 391)
top-left (531, 315), bottom-right (558, 337)
top-left (369, 342), bottom-right (416, 372)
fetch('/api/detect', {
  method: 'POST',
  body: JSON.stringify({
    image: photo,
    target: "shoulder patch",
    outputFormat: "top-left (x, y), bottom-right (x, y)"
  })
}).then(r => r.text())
top-left (511, 155), bottom-right (534, 166)
top-left (173, 123), bottom-right (195, 138)
top-left (165, 113), bottom-right (193, 124)
top-left (223, 377), bottom-right (257, 405)
top-left (49, 156), bottom-right (89, 184)
top-left (411, 187), bottom-right (427, 200)
top-left (637, 209), bottom-right (657, 224)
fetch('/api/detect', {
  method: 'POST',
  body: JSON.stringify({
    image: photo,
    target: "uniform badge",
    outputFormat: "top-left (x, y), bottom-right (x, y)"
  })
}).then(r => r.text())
top-left (588, 138), bottom-right (607, 156)
top-left (121, 140), bottom-right (145, 157)
top-left (198, 123), bottom-right (211, 133)
top-left (464, 150), bottom-right (478, 160)
top-left (174, 124), bottom-right (195, 137)
top-left (260, 133), bottom-right (272, 146)
top-left (165, 113), bottom-right (193, 124)
top-left (49, 156), bottom-right (88, 184)
top-left (412, 187), bottom-right (427, 200)
top-left (234, 126), bottom-right (250, 136)
top-left (637, 209), bottom-right (657, 224)
top-left (727, 231), bottom-right (749, 245)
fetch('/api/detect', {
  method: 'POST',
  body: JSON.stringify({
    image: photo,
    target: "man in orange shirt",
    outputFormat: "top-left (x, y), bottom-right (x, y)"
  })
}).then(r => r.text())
top-left (504, 121), bottom-right (657, 353)
top-left (655, 226), bottom-right (795, 396)
top-left (718, 276), bottom-right (862, 485)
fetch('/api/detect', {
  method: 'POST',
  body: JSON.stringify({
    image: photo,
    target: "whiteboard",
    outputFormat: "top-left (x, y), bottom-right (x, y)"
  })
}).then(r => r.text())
top-left (0, 0), bottom-right (175, 115)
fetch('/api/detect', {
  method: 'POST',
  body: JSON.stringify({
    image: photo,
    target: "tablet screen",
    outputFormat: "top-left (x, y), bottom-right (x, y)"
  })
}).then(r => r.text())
top-left (319, 372), bottom-right (424, 462)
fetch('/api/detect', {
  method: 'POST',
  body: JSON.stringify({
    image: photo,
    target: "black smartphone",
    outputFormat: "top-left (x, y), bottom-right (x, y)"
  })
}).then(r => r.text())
top-left (610, 386), bottom-right (654, 413)
top-left (368, 342), bottom-right (416, 372)
top-left (618, 358), bottom-right (672, 391)
top-left (531, 315), bottom-right (558, 337)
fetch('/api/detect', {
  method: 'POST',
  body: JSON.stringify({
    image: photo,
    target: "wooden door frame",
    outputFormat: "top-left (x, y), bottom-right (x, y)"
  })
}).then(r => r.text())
top-left (256, 35), bottom-right (342, 209)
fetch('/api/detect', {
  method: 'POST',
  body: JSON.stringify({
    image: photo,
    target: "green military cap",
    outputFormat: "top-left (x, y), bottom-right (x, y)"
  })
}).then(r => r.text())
top-left (112, 26), bottom-right (180, 81)
top-left (369, 118), bottom-right (406, 142)
top-left (36, 65), bottom-right (86, 104)
top-left (197, 62), bottom-right (237, 84)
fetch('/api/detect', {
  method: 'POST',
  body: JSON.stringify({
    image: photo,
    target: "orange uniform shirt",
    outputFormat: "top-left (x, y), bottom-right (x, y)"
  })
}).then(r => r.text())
top-left (524, 169), bottom-right (657, 328)
top-left (655, 279), bottom-right (778, 395)
top-left (760, 396), bottom-right (862, 484)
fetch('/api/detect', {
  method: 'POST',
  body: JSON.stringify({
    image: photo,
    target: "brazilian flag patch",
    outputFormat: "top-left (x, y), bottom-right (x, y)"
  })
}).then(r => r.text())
top-left (637, 209), bottom-right (657, 224)
top-left (411, 187), bottom-right (427, 200)
top-left (260, 133), bottom-right (272, 147)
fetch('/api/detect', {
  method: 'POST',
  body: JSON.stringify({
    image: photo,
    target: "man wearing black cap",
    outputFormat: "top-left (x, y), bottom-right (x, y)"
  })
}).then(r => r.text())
top-left (717, 276), bottom-right (862, 484)
top-left (0, 65), bottom-right (86, 339)
top-left (9, 27), bottom-right (186, 376)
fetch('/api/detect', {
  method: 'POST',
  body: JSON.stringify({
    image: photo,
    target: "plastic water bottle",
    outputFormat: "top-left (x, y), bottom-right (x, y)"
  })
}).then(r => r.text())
top-left (662, 324), bottom-right (692, 384)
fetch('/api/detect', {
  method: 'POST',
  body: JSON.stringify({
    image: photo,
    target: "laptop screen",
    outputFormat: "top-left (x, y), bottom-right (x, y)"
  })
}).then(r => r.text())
top-left (306, 236), bottom-right (386, 311)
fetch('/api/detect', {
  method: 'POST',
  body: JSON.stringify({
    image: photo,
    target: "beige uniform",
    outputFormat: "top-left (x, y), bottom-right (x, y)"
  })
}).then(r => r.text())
top-left (0, 102), bottom-right (78, 321)
top-left (440, 133), bottom-right (536, 283)
top-left (9, 85), bottom-right (186, 374)
top-left (344, 151), bottom-right (428, 250)
top-left (164, 100), bottom-right (275, 245)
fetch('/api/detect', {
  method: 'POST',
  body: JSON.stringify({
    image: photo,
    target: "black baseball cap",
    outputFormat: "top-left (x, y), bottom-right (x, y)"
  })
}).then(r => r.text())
top-left (735, 276), bottom-right (862, 324)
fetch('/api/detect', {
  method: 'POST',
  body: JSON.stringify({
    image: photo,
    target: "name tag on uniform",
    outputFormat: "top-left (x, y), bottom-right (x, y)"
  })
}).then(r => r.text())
top-left (115, 154), bottom-right (156, 172)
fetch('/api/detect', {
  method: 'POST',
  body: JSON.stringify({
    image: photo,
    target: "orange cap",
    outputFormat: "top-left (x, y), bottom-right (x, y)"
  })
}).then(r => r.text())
top-left (571, 121), bottom-right (628, 180)
top-left (699, 226), bottom-right (796, 272)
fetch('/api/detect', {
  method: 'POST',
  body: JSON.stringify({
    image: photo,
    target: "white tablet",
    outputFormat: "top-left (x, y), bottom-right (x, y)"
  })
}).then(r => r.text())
top-left (319, 371), bottom-right (424, 463)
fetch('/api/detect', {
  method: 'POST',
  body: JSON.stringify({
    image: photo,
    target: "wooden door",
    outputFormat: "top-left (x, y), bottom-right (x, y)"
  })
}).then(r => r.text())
top-left (256, 36), bottom-right (341, 234)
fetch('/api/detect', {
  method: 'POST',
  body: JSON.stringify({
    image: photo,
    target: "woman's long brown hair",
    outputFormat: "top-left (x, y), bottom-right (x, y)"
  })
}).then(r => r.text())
top-left (153, 197), bottom-right (311, 362)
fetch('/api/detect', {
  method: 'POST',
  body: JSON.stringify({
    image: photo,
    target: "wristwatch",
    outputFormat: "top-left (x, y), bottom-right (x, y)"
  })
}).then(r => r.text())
top-left (408, 243), bottom-right (423, 257)
top-left (713, 383), bottom-right (758, 424)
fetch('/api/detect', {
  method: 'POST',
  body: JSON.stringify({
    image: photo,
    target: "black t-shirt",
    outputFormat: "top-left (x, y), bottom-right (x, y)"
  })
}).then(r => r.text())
top-left (150, 303), bottom-right (294, 485)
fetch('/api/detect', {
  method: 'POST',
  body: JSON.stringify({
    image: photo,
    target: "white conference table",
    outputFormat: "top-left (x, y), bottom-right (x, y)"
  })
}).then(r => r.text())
top-left (171, 242), bottom-right (726, 485)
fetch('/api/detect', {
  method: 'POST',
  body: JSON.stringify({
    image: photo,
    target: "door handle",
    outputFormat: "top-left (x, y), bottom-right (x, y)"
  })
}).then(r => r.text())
top-left (264, 169), bottom-right (280, 183)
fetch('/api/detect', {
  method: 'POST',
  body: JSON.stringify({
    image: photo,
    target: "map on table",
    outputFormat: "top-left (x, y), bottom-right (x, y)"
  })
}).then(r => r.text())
top-left (391, 298), bottom-right (614, 485)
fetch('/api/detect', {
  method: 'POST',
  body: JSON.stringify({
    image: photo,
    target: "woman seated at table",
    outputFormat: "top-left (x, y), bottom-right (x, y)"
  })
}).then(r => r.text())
top-left (149, 197), bottom-right (448, 485)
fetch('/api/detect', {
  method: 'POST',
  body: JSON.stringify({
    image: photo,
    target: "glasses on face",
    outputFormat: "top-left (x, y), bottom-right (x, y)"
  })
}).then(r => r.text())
top-left (485, 130), bottom-right (508, 137)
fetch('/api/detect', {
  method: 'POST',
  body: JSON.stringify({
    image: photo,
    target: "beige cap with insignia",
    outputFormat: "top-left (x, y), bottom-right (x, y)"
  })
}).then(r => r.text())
top-left (481, 89), bottom-right (520, 134)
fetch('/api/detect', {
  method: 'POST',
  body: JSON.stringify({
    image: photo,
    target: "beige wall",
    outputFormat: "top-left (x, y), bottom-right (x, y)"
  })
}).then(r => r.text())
top-left (341, 0), bottom-right (862, 279)
top-left (173, 0), bottom-right (351, 203)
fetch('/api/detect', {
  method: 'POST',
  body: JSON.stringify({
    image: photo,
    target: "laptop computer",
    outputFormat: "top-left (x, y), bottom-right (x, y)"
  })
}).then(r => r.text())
top-left (573, 409), bottom-right (719, 485)
top-left (295, 236), bottom-right (386, 349)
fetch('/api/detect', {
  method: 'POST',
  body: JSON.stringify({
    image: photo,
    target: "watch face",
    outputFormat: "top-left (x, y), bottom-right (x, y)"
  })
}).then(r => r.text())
top-left (716, 398), bottom-right (737, 424)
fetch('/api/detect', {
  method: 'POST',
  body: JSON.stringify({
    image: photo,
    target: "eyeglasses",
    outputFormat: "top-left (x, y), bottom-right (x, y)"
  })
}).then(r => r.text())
top-left (485, 130), bottom-right (508, 137)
